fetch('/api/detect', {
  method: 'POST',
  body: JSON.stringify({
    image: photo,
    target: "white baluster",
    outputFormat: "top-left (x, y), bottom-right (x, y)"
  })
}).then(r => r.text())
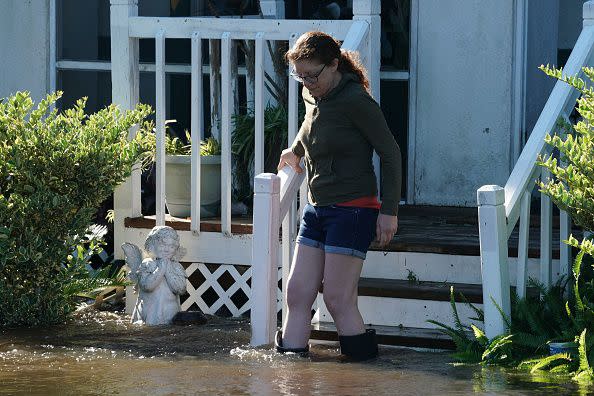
top-left (209, 39), bottom-right (221, 142)
top-left (191, 32), bottom-right (203, 234)
top-left (221, 32), bottom-right (233, 236)
top-left (540, 168), bottom-right (553, 289)
top-left (155, 29), bottom-right (166, 226)
top-left (254, 33), bottom-right (265, 177)
top-left (516, 191), bottom-right (531, 299)
top-left (560, 209), bottom-right (571, 283)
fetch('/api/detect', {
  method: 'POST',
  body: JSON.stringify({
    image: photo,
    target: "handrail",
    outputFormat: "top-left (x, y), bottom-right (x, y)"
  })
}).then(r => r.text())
top-left (128, 17), bottom-right (356, 40)
top-left (503, 26), bottom-right (594, 238)
top-left (278, 162), bottom-right (306, 220)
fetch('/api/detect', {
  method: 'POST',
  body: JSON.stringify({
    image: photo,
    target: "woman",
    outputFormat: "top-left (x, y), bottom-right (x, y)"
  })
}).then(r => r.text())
top-left (276, 31), bottom-right (402, 361)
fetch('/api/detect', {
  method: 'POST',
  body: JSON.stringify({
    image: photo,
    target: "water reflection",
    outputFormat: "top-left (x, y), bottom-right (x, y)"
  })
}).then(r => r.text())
top-left (0, 310), bottom-right (591, 395)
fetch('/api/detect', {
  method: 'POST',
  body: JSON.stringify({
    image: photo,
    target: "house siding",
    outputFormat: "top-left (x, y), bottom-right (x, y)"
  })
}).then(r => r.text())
top-left (413, 1), bottom-right (515, 206)
top-left (0, 0), bottom-right (49, 102)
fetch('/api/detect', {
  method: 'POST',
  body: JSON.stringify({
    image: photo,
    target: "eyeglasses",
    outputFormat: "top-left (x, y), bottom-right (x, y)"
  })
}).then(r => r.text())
top-left (289, 64), bottom-right (326, 84)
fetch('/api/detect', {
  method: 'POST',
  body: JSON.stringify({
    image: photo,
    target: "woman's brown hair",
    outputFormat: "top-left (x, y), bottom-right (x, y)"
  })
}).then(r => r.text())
top-left (285, 31), bottom-right (370, 95)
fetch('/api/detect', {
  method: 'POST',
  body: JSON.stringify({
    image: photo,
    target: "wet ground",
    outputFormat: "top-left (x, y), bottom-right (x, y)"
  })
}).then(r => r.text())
top-left (0, 309), bottom-right (591, 395)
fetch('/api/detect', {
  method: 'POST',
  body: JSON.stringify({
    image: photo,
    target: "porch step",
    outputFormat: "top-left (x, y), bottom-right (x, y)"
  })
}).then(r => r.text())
top-left (370, 205), bottom-right (577, 259)
top-left (310, 322), bottom-right (456, 350)
top-left (314, 278), bottom-right (538, 331)
top-left (355, 277), bottom-right (537, 304)
top-left (356, 278), bottom-right (482, 303)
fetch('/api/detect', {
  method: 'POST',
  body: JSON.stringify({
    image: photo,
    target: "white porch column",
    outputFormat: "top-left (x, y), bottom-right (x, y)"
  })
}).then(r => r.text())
top-left (250, 173), bottom-right (281, 346)
top-left (477, 185), bottom-right (510, 339)
top-left (110, 0), bottom-right (140, 314)
top-left (353, 0), bottom-right (381, 101)
top-left (353, 0), bottom-right (382, 195)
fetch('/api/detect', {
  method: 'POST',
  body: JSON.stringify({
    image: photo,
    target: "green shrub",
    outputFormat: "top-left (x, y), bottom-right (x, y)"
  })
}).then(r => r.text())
top-left (538, 65), bottom-right (594, 233)
top-left (0, 91), bottom-right (152, 326)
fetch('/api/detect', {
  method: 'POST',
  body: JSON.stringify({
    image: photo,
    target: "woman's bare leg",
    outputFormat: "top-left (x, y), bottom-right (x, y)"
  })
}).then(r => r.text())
top-left (322, 253), bottom-right (365, 336)
top-left (281, 243), bottom-right (325, 348)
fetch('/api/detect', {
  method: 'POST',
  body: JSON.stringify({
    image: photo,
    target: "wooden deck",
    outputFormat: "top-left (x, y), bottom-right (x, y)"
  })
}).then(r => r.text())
top-left (126, 205), bottom-right (580, 258)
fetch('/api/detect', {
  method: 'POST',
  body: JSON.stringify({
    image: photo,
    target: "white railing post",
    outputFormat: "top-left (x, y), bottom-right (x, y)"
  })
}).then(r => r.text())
top-left (584, 1), bottom-right (594, 27)
top-left (353, 0), bottom-right (382, 193)
top-left (250, 173), bottom-right (281, 346)
top-left (478, 185), bottom-right (511, 339)
top-left (110, 0), bottom-right (139, 315)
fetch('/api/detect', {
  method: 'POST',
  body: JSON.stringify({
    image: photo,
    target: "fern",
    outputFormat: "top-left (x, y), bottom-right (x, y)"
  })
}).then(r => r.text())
top-left (482, 334), bottom-right (514, 364)
top-left (577, 329), bottom-right (592, 374)
top-left (529, 353), bottom-right (572, 373)
top-left (458, 291), bottom-right (484, 322)
top-left (471, 324), bottom-right (489, 347)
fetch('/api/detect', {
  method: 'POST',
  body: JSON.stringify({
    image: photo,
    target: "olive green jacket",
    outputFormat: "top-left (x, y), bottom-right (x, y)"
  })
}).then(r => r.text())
top-left (290, 73), bottom-right (402, 215)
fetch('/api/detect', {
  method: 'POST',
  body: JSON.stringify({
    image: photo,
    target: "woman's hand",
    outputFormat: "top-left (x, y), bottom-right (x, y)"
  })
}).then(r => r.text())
top-left (375, 213), bottom-right (398, 247)
top-left (277, 148), bottom-right (303, 174)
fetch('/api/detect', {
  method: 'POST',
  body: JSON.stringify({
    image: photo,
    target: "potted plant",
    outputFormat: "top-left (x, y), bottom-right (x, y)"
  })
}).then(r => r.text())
top-left (146, 122), bottom-right (222, 218)
top-left (163, 132), bottom-right (222, 218)
top-left (166, 136), bottom-right (222, 218)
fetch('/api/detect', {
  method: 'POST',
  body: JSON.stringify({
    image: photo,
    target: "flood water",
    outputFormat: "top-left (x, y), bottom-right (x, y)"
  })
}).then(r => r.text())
top-left (0, 310), bottom-right (591, 395)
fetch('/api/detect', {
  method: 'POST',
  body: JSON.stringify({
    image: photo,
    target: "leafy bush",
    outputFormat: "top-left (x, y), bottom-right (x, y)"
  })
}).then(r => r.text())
top-left (0, 91), bottom-right (152, 326)
top-left (538, 65), bottom-right (594, 233)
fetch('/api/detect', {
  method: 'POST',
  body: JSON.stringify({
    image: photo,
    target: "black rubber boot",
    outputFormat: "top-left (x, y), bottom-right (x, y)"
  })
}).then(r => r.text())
top-left (339, 329), bottom-right (379, 362)
top-left (275, 331), bottom-right (309, 357)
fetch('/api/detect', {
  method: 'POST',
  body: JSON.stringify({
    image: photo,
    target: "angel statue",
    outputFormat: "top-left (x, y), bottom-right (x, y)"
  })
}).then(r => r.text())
top-left (122, 226), bottom-right (188, 325)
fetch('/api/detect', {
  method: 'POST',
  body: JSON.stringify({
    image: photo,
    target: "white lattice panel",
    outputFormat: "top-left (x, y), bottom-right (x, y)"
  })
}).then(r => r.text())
top-left (181, 263), bottom-right (283, 316)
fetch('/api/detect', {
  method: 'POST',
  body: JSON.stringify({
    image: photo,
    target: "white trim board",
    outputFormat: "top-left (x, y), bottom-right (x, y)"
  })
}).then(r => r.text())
top-left (363, 250), bottom-right (561, 286)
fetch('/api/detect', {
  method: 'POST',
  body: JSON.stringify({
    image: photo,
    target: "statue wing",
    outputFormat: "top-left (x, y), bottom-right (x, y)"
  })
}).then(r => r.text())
top-left (121, 243), bottom-right (143, 282)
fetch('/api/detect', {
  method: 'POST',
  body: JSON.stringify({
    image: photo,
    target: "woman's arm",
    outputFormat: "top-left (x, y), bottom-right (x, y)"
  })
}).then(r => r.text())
top-left (347, 90), bottom-right (402, 247)
top-left (347, 90), bottom-right (402, 216)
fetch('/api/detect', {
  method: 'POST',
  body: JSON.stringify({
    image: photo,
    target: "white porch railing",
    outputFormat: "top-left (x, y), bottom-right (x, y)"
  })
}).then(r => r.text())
top-left (249, 5), bottom-right (378, 346)
top-left (110, 0), bottom-right (377, 237)
top-left (478, 1), bottom-right (594, 339)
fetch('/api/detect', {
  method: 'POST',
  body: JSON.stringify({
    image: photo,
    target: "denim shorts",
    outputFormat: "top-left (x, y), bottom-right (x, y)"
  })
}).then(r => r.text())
top-left (296, 203), bottom-right (379, 259)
